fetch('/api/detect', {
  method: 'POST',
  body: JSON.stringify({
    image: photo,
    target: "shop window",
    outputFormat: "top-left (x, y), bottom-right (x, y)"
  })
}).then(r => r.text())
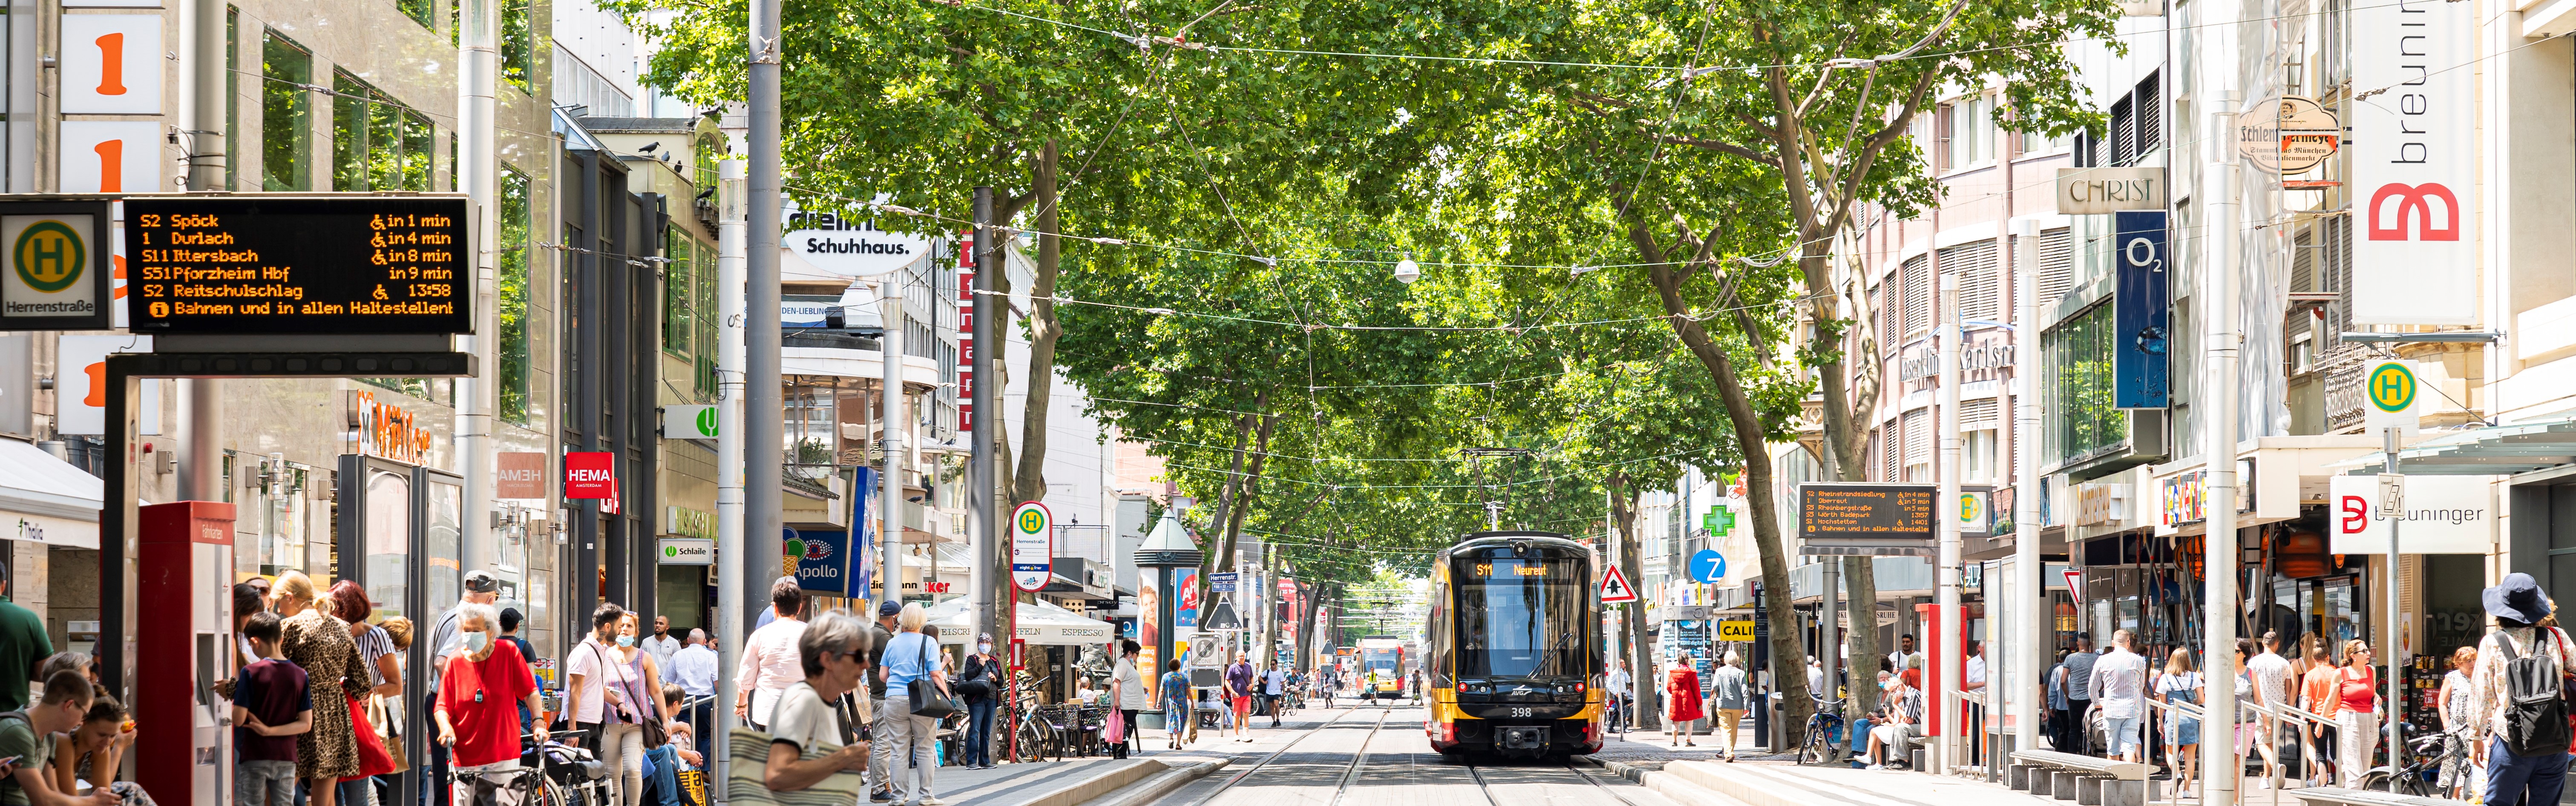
top-left (452, 0), bottom-right (535, 95)
top-left (663, 232), bottom-right (694, 356)
top-left (331, 72), bottom-right (435, 192)
top-left (261, 31), bottom-right (313, 191)
top-left (2045, 301), bottom-right (2126, 463)
top-left (499, 164), bottom-right (532, 424)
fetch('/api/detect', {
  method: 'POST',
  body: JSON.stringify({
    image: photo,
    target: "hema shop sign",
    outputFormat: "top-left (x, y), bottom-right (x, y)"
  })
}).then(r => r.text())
top-left (2328, 474), bottom-right (2496, 553)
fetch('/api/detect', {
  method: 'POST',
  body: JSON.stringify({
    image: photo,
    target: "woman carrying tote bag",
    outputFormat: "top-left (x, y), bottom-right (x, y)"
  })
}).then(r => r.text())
top-left (733, 611), bottom-right (871, 806)
top-left (878, 604), bottom-right (952, 806)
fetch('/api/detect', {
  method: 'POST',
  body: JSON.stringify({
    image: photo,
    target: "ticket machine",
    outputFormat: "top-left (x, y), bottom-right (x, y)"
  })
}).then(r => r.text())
top-left (137, 501), bottom-right (234, 806)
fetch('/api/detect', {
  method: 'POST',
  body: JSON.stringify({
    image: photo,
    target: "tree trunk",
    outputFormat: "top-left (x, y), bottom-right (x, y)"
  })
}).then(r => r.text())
top-left (1843, 555), bottom-right (1880, 716)
top-left (1627, 219), bottom-right (1812, 750)
top-left (1609, 473), bottom-right (1658, 731)
top-left (1011, 141), bottom-right (1061, 505)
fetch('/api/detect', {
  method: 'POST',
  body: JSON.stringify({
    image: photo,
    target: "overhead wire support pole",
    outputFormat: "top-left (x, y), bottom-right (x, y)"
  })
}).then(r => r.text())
top-left (972, 187), bottom-right (1001, 649)
top-left (745, 0), bottom-right (786, 655)
top-left (2199, 77), bottom-right (2244, 805)
top-left (2011, 218), bottom-right (2044, 756)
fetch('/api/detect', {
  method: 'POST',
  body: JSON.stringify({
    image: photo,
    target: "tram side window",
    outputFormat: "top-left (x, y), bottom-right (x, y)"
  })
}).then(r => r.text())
top-left (1454, 556), bottom-right (1586, 678)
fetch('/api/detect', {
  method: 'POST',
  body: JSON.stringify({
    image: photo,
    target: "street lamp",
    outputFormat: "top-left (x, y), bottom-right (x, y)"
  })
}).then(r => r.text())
top-left (1394, 254), bottom-right (1420, 284)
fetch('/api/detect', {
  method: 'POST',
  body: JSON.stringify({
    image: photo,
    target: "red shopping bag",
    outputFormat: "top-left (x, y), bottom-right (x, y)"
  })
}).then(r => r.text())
top-left (346, 694), bottom-right (397, 780)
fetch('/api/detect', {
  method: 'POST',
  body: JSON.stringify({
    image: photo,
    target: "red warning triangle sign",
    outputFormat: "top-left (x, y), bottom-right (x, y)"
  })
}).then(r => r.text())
top-left (1600, 565), bottom-right (1639, 603)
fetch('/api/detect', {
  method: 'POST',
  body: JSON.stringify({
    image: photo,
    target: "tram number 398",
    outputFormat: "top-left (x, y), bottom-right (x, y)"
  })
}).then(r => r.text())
top-left (1511, 707), bottom-right (1532, 717)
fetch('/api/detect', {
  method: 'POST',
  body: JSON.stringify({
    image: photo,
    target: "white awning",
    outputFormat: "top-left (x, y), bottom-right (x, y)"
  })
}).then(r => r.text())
top-left (0, 439), bottom-right (102, 549)
top-left (923, 597), bottom-right (1115, 646)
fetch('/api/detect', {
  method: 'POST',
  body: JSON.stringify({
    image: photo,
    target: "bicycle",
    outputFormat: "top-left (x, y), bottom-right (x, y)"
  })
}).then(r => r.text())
top-left (1798, 697), bottom-right (1848, 766)
top-left (2358, 723), bottom-right (2467, 797)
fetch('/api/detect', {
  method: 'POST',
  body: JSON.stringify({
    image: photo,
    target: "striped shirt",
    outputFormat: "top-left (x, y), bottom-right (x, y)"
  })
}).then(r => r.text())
top-left (354, 624), bottom-right (398, 686)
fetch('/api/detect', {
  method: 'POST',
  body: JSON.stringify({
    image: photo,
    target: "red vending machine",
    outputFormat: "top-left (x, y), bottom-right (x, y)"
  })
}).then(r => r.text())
top-left (137, 501), bottom-right (235, 806)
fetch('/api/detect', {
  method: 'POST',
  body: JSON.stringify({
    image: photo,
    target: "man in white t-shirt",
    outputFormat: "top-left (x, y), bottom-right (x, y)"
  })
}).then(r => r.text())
top-left (2087, 629), bottom-right (2150, 761)
top-left (763, 611), bottom-right (871, 794)
top-left (1263, 662), bottom-right (1288, 727)
top-left (1963, 642), bottom-right (1989, 758)
top-left (2245, 631), bottom-right (2294, 779)
top-left (1888, 634), bottom-right (1923, 679)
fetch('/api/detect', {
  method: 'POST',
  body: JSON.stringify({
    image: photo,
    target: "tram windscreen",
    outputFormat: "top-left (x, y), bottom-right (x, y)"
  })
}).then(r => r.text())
top-left (1454, 555), bottom-right (1586, 678)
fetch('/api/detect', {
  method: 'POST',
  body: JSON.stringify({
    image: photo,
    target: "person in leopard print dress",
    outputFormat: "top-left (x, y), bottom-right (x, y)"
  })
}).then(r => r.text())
top-left (274, 571), bottom-right (368, 806)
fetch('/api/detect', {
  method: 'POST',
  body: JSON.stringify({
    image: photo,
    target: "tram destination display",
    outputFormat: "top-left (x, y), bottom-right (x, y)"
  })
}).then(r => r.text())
top-left (1798, 482), bottom-right (1936, 554)
top-left (124, 196), bottom-right (472, 335)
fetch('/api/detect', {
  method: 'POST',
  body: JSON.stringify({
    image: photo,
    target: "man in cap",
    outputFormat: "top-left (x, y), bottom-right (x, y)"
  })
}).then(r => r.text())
top-left (867, 599), bottom-right (901, 801)
top-left (2470, 573), bottom-right (2576, 806)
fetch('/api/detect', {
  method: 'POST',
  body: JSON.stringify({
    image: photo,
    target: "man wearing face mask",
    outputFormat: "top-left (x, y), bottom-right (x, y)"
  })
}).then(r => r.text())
top-left (432, 603), bottom-right (547, 806)
top-left (955, 634), bottom-right (1001, 769)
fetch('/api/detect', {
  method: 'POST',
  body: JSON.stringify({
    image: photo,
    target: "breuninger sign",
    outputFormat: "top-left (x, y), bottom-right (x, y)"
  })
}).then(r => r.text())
top-left (2327, 474), bottom-right (2495, 554)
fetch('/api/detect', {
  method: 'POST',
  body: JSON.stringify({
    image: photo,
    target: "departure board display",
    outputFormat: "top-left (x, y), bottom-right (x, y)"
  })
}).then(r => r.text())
top-left (1798, 483), bottom-right (1935, 542)
top-left (124, 196), bottom-right (472, 335)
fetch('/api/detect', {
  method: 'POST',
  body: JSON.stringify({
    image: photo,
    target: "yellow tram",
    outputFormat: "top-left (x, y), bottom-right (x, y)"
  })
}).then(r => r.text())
top-left (1423, 531), bottom-right (1604, 758)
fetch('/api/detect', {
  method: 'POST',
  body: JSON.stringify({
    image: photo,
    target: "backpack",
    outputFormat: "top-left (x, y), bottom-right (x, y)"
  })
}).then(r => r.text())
top-left (2491, 628), bottom-right (2573, 757)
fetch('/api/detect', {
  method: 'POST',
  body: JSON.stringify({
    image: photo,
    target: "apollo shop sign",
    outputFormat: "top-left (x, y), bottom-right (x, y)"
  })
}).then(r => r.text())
top-left (2328, 474), bottom-right (2496, 554)
top-left (2349, 0), bottom-right (2474, 325)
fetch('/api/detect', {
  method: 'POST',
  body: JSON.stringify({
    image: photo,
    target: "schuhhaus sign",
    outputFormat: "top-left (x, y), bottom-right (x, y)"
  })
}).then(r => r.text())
top-left (2350, 0), bottom-right (2474, 325)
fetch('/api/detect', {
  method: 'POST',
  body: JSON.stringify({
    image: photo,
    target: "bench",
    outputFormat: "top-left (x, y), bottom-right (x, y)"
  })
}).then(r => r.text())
top-left (2285, 788), bottom-right (2460, 806)
top-left (2007, 750), bottom-right (2149, 806)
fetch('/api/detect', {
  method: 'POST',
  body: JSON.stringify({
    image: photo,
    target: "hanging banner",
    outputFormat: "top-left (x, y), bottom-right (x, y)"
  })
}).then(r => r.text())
top-left (563, 452), bottom-right (615, 499)
top-left (2350, 0), bottom-right (2475, 325)
top-left (850, 467), bottom-right (876, 598)
top-left (2113, 210), bottom-right (2170, 408)
top-left (787, 526), bottom-right (853, 595)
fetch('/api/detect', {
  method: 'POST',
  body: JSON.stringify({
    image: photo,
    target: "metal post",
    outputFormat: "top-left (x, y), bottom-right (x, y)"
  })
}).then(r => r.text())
top-left (745, 0), bottom-right (784, 637)
top-left (2011, 219), bottom-right (2044, 754)
top-left (712, 148), bottom-right (746, 794)
top-left (881, 278), bottom-right (906, 605)
top-left (178, 0), bottom-right (223, 503)
top-left (2383, 426), bottom-right (2402, 800)
top-left (970, 187), bottom-right (999, 646)
top-left (2200, 88), bottom-right (2243, 806)
top-left (1936, 297), bottom-right (1962, 769)
top-left (455, 0), bottom-right (498, 593)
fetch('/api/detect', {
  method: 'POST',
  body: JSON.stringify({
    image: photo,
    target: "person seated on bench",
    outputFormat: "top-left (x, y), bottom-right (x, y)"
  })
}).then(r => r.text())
top-left (1866, 671), bottom-right (1924, 769)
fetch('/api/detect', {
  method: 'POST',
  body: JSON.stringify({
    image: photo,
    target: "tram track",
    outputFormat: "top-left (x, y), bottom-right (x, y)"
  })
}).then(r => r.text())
top-left (1319, 708), bottom-right (1393, 806)
top-left (1187, 706), bottom-right (1387, 806)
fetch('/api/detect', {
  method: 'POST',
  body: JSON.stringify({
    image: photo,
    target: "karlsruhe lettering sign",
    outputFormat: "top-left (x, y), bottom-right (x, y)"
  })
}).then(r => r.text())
top-left (124, 195), bottom-right (472, 334)
top-left (2055, 167), bottom-right (2166, 215)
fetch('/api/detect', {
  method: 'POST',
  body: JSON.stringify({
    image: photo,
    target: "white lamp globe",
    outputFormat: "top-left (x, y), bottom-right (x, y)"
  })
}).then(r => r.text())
top-left (1394, 255), bottom-right (1421, 284)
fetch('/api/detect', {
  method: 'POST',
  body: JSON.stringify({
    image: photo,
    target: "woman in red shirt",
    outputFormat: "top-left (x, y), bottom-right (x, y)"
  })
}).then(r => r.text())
top-left (433, 603), bottom-right (549, 804)
top-left (1664, 655), bottom-right (1705, 748)
top-left (2324, 639), bottom-right (2380, 789)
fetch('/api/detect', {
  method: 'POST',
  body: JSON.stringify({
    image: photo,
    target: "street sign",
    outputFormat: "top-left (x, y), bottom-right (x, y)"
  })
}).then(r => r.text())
top-left (1200, 600), bottom-right (1242, 631)
top-left (1010, 501), bottom-right (1053, 592)
top-left (1600, 565), bottom-right (1638, 603)
top-left (2363, 361), bottom-right (2423, 435)
top-left (1797, 482), bottom-right (1936, 555)
top-left (125, 196), bottom-right (474, 334)
top-left (1209, 572), bottom-right (1238, 593)
top-left (2064, 570), bottom-right (2085, 602)
top-left (0, 199), bottom-right (113, 330)
top-left (1716, 620), bottom-right (1755, 641)
top-left (1687, 549), bottom-right (1726, 584)
top-left (661, 404), bottom-right (718, 439)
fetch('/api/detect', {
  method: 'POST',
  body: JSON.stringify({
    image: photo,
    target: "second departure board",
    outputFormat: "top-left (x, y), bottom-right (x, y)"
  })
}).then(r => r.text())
top-left (124, 196), bottom-right (472, 335)
top-left (1798, 482), bottom-right (1936, 542)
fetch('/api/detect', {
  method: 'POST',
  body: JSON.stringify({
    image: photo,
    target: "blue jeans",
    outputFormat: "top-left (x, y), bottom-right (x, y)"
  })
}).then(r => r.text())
top-left (964, 699), bottom-right (996, 766)
top-left (643, 746), bottom-right (683, 806)
top-left (2484, 737), bottom-right (2570, 806)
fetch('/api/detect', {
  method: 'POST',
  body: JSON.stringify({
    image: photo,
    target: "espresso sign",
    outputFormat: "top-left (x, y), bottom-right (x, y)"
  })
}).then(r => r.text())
top-left (124, 196), bottom-right (472, 334)
top-left (1798, 482), bottom-right (1936, 544)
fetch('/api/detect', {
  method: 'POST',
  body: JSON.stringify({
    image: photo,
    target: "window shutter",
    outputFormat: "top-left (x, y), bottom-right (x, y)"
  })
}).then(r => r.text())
top-left (2039, 228), bottom-right (2075, 309)
top-left (2133, 72), bottom-right (2161, 156)
top-left (1903, 255), bottom-right (1931, 336)
top-left (1942, 239), bottom-right (2000, 322)
top-left (1961, 398), bottom-right (2000, 430)
top-left (1881, 419), bottom-right (1899, 481)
